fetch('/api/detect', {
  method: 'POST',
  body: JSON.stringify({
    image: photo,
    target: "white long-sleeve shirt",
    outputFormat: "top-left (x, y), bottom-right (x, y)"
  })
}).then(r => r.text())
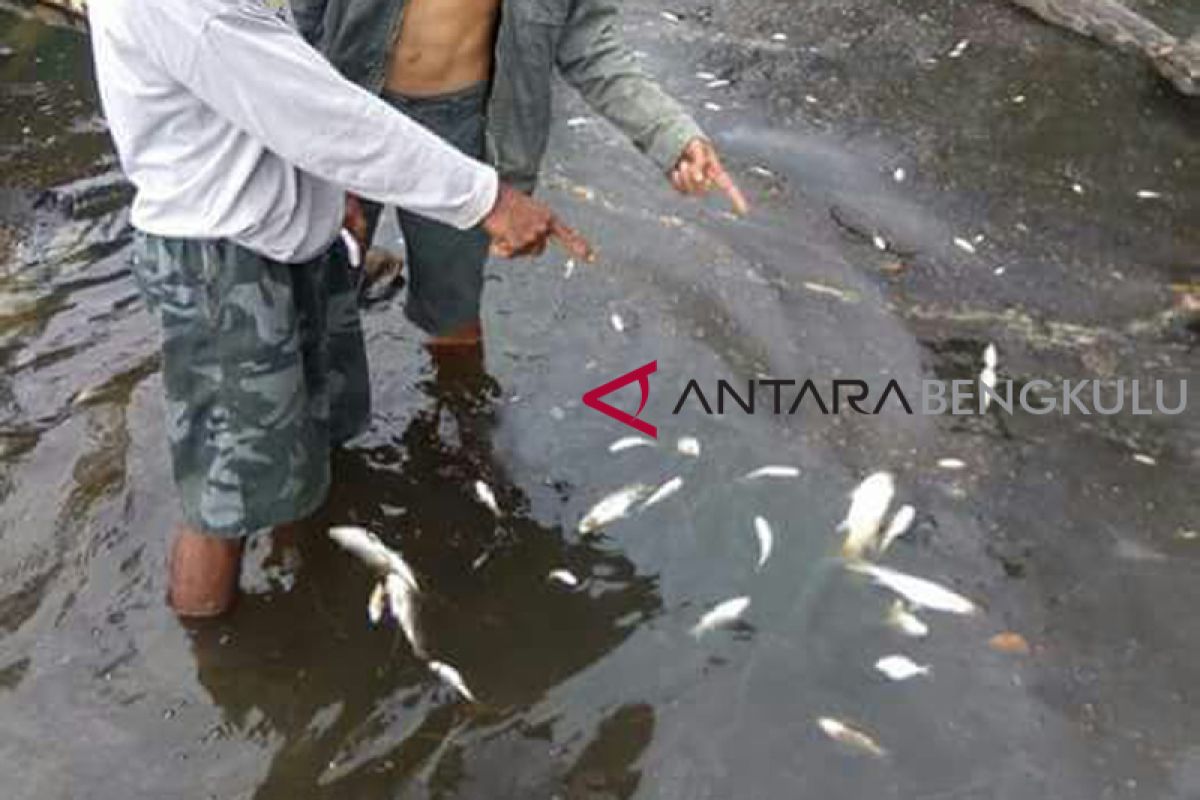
top-left (88, 0), bottom-right (498, 263)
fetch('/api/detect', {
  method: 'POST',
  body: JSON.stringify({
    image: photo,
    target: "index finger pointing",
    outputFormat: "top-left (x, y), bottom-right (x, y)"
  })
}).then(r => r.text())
top-left (709, 164), bottom-right (750, 216)
top-left (550, 218), bottom-right (595, 263)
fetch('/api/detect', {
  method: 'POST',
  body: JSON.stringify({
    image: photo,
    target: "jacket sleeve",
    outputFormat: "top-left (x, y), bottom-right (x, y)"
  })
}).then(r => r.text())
top-left (289, 0), bottom-right (328, 45)
top-left (555, 0), bottom-right (704, 172)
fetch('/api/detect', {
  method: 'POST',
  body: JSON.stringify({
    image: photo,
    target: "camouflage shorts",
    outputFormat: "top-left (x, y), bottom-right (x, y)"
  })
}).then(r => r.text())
top-left (132, 234), bottom-right (371, 537)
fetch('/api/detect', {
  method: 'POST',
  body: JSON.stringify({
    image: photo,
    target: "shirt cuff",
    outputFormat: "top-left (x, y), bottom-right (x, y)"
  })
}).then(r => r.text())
top-left (457, 165), bottom-right (499, 230)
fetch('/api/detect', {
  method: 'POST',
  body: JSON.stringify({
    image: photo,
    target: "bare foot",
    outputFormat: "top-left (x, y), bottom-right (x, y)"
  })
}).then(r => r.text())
top-left (168, 525), bottom-right (244, 618)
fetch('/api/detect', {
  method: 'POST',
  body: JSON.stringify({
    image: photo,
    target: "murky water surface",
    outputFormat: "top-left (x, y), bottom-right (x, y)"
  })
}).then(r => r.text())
top-left (2, 2), bottom-right (1198, 798)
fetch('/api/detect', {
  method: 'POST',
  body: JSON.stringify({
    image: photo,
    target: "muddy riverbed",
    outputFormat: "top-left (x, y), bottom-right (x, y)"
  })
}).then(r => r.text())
top-left (1, 1), bottom-right (1198, 798)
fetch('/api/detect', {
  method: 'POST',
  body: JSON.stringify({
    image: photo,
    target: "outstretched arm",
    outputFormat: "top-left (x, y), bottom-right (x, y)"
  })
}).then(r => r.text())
top-left (556, 0), bottom-right (746, 214)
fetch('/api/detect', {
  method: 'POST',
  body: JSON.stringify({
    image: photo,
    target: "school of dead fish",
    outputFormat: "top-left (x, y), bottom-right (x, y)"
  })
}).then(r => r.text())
top-left (328, 431), bottom-right (987, 760)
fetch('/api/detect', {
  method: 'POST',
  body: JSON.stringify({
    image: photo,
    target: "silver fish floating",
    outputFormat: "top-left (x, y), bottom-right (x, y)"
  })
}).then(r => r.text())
top-left (428, 660), bottom-right (476, 703)
top-left (817, 717), bottom-right (887, 758)
top-left (936, 457), bottom-right (966, 470)
top-left (885, 600), bottom-right (929, 638)
top-left (328, 526), bottom-right (420, 589)
top-left (609, 436), bottom-right (655, 453)
top-left (874, 654), bottom-right (930, 681)
top-left (841, 471), bottom-right (895, 560)
top-left (980, 343), bottom-right (998, 411)
top-left (474, 480), bottom-right (501, 517)
top-left (548, 569), bottom-right (579, 587)
top-left (753, 516), bottom-right (773, 570)
top-left (878, 504), bottom-right (916, 554)
top-left (742, 465), bottom-right (801, 480)
top-left (641, 476), bottom-right (683, 510)
top-left (691, 596), bottom-right (750, 638)
top-left (847, 562), bottom-right (977, 615)
top-left (578, 484), bottom-right (649, 534)
top-left (677, 436), bottom-right (701, 457)
top-left (329, 526), bottom-right (425, 654)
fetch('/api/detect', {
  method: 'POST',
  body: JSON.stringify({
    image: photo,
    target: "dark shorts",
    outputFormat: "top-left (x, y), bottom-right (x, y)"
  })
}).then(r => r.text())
top-left (365, 81), bottom-right (491, 335)
top-left (131, 234), bottom-right (371, 537)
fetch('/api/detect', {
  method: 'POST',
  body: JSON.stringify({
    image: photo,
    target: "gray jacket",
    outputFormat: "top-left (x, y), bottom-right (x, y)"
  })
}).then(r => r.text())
top-left (291, 0), bottom-right (704, 191)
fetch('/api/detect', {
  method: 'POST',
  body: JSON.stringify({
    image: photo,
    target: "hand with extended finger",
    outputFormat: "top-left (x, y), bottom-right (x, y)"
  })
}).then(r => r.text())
top-left (481, 182), bottom-right (594, 261)
top-left (669, 137), bottom-right (749, 216)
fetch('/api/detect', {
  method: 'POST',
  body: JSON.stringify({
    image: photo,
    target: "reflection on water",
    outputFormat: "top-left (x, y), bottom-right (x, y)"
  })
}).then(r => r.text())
top-left (191, 373), bottom-right (662, 799)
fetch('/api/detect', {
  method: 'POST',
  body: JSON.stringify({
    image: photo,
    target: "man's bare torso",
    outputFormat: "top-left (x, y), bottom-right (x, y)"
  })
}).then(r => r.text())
top-left (386, 0), bottom-right (501, 96)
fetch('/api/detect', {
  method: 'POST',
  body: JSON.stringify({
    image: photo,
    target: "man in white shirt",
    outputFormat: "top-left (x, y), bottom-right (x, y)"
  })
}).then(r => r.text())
top-left (89, 0), bottom-right (590, 616)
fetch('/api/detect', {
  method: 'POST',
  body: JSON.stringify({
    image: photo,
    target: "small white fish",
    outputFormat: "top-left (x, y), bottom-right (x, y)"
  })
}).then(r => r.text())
top-left (804, 94), bottom-right (819, 104)
top-left (706, 79), bottom-right (730, 89)
top-left (428, 661), bottom-right (476, 703)
top-left (474, 480), bottom-right (501, 516)
top-left (1072, 182), bottom-right (1084, 195)
top-left (610, 313), bottom-right (625, 332)
top-left (660, 10), bottom-right (680, 22)
top-left (841, 471), bottom-right (895, 560)
top-left (875, 654), bottom-right (930, 681)
top-left (703, 102), bottom-right (723, 112)
top-left (1133, 453), bottom-right (1157, 466)
top-left (937, 458), bottom-right (966, 470)
top-left (980, 365), bottom-right (997, 411)
top-left (367, 581), bottom-right (386, 625)
top-left (641, 476), bottom-right (684, 510)
top-left (566, 116), bottom-right (590, 127)
top-left (743, 465), bottom-right (801, 480)
top-left (749, 165), bottom-right (774, 178)
top-left (848, 562), bottom-right (977, 615)
top-left (691, 596), bottom-right (751, 637)
top-left (563, 259), bottom-right (576, 279)
top-left (1136, 190), bottom-right (1162, 200)
top-left (754, 516), bottom-right (773, 570)
top-left (696, 70), bottom-right (717, 80)
top-left (893, 167), bottom-right (906, 182)
top-left (677, 436), bottom-right (701, 457)
top-left (878, 504), bottom-right (915, 553)
top-left (328, 526), bottom-right (420, 590)
top-left (983, 343), bottom-right (998, 369)
top-left (548, 569), bottom-right (579, 587)
top-left (385, 571), bottom-right (425, 657)
top-left (579, 484), bottom-right (649, 533)
top-left (948, 39), bottom-right (970, 58)
top-left (994, 266), bottom-right (1006, 276)
top-left (872, 234), bottom-right (888, 251)
top-left (817, 717), bottom-right (887, 758)
top-left (885, 600), bottom-right (929, 638)
top-left (953, 237), bottom-right (976, 254)
top-left (771, 32), bottom-right (788, 42)
top-left (802, 281), bottom-right (853, 302)
top-left (1012, 94), bottom-right (1026, 104)
top-left (609, 436), bottom-right (655, 453)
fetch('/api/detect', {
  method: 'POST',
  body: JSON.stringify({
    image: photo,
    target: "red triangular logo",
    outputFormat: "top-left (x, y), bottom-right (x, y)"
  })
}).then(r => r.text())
top-left (582, 360), bottom-right (657, 438)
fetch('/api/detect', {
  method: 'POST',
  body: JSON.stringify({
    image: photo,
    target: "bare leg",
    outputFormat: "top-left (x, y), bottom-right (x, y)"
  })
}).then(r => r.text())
top-left (168, 524), bottom-right (244, 618)
top-left (427, 318), bottom-right (482, 351)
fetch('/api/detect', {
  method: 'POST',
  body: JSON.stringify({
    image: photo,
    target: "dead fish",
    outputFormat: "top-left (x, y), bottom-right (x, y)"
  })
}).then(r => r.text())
top-left (428, 661), bottom-right (476, 703)
top-left (878, 504), bottom-right (916, 553)
top-left (566, 116), bottom-right (590, 127)
top-left (953, 237), bottom-right (976, 254)
top-left (885, 600), bottom-right (929, 638)
top-left (875, 654), bottom-right (931, 681)
top-left (677, 436), bottom-right (701, 457)
top-left (743, 465), bottom-right (801, 480)
top-left (749, 165), bottom-right (774, 178)
top-left (548, 569), bottom-right (579, 587)
top-left (696, 70), bottom-right (717, 80)
top-left (980, 365), bottom-right (997, 411)
top-left (1133, 453), bottom-right (1156, 466)
top-left (754, 516), bottom-right (773, 570)
top-left (610, 313), bottom-right (625, 332)
top-left (367, 582), bottom-right (386, 625)
top-left (937, 457), bottom-right (966, 470)
top-left (706, 79), bottom-right (730, 89)
top-left (328, 526), bottom-right (420, 590)
top-left (1071, 182), bottom-right (1084, 195)
top-left (848, 562), bottom-right (977, 615)
top-left (893, 167), bottom-right (906, 182)
top-left (771, 32), bottom-right (788, 42)
top-left (474, 480), bottom-right (501, 517)
top-left (691, 596), bottom-right (751, 637)
top-left (563, 258), bottom-right (576, 279)
top-left (841, 471), bottom-right (895, 560)
top-left (641, 476), bottom-right (684, 510)
top-left (660, 10), bottom-right (680, 22)
top-left (872, 234), bottom-right (888, 251)
top-left (609, 436), bottom-right (655, 453)
top-left (817, 717), bottom-right (887, 758)
top-left (703, 101), bottom-right (722, 112)
top-left (802, 281), bottom-right (854, 303)
top-left (385, 571), bottom-right (426, 657)
top-left (983, 343), bottom-right (998, 370)
top-left (948, 39), bottom-right (970, 58)
top-left (1136, 190), bottom-right (1163, 200)
top-left (579, 484), bottom-right (650, 533)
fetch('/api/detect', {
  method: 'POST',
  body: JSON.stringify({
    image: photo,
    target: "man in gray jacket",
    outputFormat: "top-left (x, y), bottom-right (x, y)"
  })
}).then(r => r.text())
top-left (294, 0), bottom-right (746, 351)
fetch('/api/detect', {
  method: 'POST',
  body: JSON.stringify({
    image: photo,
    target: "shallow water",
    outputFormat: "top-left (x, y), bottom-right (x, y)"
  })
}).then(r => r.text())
top-left (2, 2), bottom-right (1199, 798)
